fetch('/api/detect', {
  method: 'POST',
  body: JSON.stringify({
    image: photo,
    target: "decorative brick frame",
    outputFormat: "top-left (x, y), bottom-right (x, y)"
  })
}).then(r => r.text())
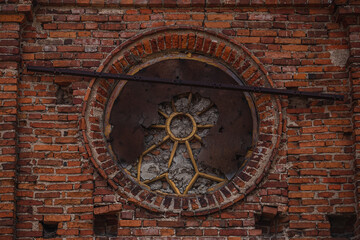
top-left (81, 27), bottom-right (283, 215)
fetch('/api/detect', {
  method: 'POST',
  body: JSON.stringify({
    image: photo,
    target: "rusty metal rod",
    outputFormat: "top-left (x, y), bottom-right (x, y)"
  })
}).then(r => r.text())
top-left (27, 65), bottom-right (344, 101)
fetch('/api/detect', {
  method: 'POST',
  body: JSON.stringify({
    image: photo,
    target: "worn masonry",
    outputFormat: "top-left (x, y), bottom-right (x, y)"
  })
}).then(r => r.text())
top-left (0, 1), bottom-right (359, 240)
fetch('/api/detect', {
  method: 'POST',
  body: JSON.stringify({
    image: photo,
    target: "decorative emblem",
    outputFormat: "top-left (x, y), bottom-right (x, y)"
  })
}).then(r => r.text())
top-left (132, 93), bottom-right (225, 195)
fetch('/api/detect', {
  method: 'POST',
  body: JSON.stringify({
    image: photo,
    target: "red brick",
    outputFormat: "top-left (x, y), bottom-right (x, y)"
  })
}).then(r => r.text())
top-left (282, 45), bottom-right (308, 51)
top-left (219, 229), bottom-right (246, 236)
top-left (289, 222), bottom-right (316, 229)
top-left (251, 30), bottom-right (277, 36)
top-left (124, 15), bottom-right (150, 21)
top-left (134, 229), bottom-right (160, 236)
top-left (0, 156), bottom-right (16, 162)
top-left (335, 206), bottom-right (355, 213)
top-left (289, 192), bottom-right (315, 198)
top-left (204, 22), bottom-right (231, 28)
top-left (300, 184), bottom-right (327, 191)
top-left (57, 23), bottom-right (84, 30)
top-left (207, 14), bottom-right (233, 20)
top-left (298, 66), bottom-right (323, 72)
top-left (0, 15), bottom-right (25, 23)
top-left (44, 215), bottom-right (71, 222)
top-left (176, 229), bottom-right (203, 236)
top-left (49, 32), bottom-right (77, 38)
top-left (81, 15), bottom-right (108, 21)
top-left (34, 145), bottom-right (61, 151)
top-left (119, 220), bottom-right (142, 227)
top-left (249, 229), bottom-right (262, 236)
top-left (164, 14), bottom-right (190, 20)
top-left (37, 207), bottom-right (63, 213)
top-left (39, 175), bottom-right (66, 182)
top-left (316, 162), bottom-right (343, 168)
top-left (160, 229), bottom-right (175, 236)
top-left (68, 206), bottom-right (93, 213)
top-left (234, 37), bottom-right (261, 43)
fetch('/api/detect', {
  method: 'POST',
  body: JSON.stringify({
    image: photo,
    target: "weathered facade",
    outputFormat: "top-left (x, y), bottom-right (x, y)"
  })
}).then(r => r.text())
top-left (0, 0), bottom-right (360, 239)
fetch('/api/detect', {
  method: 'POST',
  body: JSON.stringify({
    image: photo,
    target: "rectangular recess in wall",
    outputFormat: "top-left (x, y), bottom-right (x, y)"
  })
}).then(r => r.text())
top-left (42, 222), bottom-right (58, 238)
top-left (94, 213), bottom-right (118, 237)
top-left (328, 214), bottom-right (356, 238)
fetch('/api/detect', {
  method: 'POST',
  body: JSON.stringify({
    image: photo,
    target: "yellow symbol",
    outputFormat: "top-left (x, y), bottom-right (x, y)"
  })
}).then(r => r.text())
top-left (136, 93), bottom-right (226, 195)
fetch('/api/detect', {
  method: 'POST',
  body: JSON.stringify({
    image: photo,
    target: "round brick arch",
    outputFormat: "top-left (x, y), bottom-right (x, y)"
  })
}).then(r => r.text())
top-left (81, 27), bottom-right (283, 215)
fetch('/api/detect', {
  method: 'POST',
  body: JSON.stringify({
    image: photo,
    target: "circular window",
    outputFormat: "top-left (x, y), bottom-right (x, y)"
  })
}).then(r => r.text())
top-left (105, 57), bottom-right (257, 196)
top-left (82, 28), bottom-right (282, 214)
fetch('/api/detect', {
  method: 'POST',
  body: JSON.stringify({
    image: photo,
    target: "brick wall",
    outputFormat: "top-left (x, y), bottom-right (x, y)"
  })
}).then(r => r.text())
top-left (0, 0), bottom-right (359, 239)
top-left (0, 6), bottom-right (24, 239)
top-left (343, 7), bottom-right (360, 237)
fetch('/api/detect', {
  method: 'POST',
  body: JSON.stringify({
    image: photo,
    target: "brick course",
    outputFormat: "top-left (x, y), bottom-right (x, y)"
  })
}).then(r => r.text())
top-left (0, 0), bottom-right (359, 239)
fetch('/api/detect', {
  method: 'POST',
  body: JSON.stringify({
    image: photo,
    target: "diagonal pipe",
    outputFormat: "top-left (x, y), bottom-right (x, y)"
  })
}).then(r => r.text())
top-left (27, 65), bottom-right (344, 101)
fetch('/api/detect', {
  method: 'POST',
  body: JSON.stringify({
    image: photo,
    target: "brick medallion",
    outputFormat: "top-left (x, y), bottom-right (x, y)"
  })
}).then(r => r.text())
top-left (82, 27), bottom-right (282, 214)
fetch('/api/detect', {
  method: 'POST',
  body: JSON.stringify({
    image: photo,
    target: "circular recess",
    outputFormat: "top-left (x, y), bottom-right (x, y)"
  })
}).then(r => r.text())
top-left (82, 28), bottom-right (282, 214)
top-left (106, 58), bottom-right (256, 196)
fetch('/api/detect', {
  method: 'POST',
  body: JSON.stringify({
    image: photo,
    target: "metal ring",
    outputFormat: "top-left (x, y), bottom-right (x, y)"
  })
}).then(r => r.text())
top-left (165, 112), bottom-right (197, 143)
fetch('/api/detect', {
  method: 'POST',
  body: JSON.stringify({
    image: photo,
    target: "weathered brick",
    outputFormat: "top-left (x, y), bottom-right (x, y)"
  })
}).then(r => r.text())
top-left (34, 145), bottom-right (61, 151)
top-left (0, 15), bottom-right (25, 23)
top-left (2, 4), bottom-right (359, 240)
top-left (119, 220), bottom-right (142, 227)
top-left (44, 215), bottom-right (71, 222)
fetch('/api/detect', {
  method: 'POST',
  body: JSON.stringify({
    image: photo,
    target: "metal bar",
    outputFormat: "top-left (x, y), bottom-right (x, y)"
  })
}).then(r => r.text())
top-left (27, 65), bottom-right (344, 101)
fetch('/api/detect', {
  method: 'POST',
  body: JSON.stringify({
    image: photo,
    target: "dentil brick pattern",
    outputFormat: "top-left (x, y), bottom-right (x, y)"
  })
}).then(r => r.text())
top-left (0, 0), bottom-right (359, 239)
